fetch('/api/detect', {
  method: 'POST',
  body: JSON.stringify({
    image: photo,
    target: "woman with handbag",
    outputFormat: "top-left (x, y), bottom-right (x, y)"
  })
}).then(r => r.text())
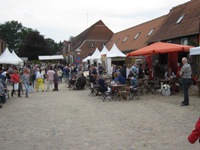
top-left (11, 69), bottom-right (21, 97)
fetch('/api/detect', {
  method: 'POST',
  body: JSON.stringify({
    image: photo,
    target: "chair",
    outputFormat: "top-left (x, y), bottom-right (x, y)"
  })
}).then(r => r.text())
top-left (129, 87), bottom-right (140, 100)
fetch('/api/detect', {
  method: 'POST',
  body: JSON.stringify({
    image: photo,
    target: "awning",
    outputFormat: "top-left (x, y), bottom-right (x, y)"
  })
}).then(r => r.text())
top-left (38, 55), bottom-right (64, 60)
top-left (127, 42), bottom-right (194, 57)
top-left (190, 46), bottom-right (200, 55)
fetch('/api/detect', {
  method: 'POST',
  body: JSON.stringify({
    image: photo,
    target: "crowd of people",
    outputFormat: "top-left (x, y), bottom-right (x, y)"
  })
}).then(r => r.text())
top-left (0, 62), bottom-right (86, 108)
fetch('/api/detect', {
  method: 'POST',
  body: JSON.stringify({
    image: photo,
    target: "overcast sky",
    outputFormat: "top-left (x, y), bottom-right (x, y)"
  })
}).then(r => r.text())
top-left (0, 0), bottom-right (190, 43)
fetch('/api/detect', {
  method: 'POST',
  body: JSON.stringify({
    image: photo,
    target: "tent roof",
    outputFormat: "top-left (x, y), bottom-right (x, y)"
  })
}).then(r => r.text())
top-left (107, 43), bottom-right (126, 58)
top-left (12, 50), bottom-right (23, 62)
top-left (100, 45), bottom-right (109, 55)
top-left (127, 42), bottom-right (194, 57)
top-left (38, 55), bottom-right (64, 60)
top-left (89, 48), bottom-right (101, 60)
top-left (0, 48), bottom-right (20, 64)
top-left (189, 46), bottom-right (200, 55)
top-left (82, 56), bottom-right (91, 62)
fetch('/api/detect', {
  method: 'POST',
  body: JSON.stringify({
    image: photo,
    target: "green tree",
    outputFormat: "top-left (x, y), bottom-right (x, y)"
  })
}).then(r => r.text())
top-left (18, 30), bottom-right (50, 60)
top-left (0, 21), bottom-right (28, 52)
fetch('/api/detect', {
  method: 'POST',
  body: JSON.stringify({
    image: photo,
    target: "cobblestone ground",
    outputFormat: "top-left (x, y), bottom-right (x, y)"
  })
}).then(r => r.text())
top-left (0, 83), bottom-right (200, 150)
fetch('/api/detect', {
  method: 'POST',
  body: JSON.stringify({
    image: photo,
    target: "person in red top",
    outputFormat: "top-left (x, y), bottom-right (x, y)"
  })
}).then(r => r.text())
top-left (11, 69), bottom-right (21, 97)
top-left (188, 117), bottom-right (200, 144)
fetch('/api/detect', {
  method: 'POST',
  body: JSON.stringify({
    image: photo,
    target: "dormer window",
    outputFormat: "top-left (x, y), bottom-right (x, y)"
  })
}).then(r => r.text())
top-left (147, 28), bottom-right (154, 36)
top-left (134, 32), bottom-right (140, 40)
top-left (176, 14), bottom-right (185, 24)
top-left (89, 42), bottom-right (94, 48)
top-left (123, 36), bottom-right (128, 42)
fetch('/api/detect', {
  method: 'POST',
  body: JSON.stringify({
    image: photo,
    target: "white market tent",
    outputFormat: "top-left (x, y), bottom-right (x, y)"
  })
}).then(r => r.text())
top-left (106, 43), bottom-right (126, 58)
top-left (0, 47), bottom-right (21, 64)
top-left (38, 55), bottom-right (64, 60)
top-left (88, 47), bottom-right (101, 64)
top-left (89, 47), bottom-right (101, 59)
top-left (190, 46), bottom-right (200, 55)
top-left (100, 45), bottom-right (109, 55)
top-left (106, 43), bottom-right (126, 75)
top-left (12, 50), bottom-right (23, 65)
top-left (82, 56), bottom-right (91, 63)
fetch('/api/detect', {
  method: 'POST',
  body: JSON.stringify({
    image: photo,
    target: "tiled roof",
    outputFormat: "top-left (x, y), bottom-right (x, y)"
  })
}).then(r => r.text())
top-left (148, 0), bottom-right (200, 42)
top-left (71, 20), bottom-right (113, 50)
top-left (105, 15), bottom-right (166, 53)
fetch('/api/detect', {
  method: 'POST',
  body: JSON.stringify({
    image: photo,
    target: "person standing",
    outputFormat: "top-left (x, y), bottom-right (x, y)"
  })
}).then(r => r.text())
top-left (46, 66), bottom-right (55, 92)
top-left (22, 68), bottom-right (30, 98)
top-left (53, 69), bottom-right (59, 91)
top-left (180, 57), bottom-right (192, 106)
top-left (153, 60), bottom-right (161, 86)
top-left (36, 69), bottom-right (44, 92)
top-left (11, 69), bottom-right (21, 97)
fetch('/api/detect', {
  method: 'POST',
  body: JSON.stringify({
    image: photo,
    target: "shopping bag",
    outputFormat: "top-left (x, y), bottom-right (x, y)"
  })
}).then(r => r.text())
top-left (14, 83), bottom-right (19, 90)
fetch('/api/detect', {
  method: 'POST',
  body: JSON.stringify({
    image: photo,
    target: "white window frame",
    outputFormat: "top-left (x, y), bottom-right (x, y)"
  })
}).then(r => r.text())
top-left (176, 14), bottom-right (185, 24)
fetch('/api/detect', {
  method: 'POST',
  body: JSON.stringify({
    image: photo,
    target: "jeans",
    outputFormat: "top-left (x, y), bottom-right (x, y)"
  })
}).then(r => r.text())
top-left (181, 78), bottom-right (191, 104)
top-left (24, 83), bottom-right (29, 97)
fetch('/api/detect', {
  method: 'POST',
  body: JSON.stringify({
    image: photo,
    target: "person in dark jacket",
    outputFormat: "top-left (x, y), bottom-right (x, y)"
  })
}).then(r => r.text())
top-left (53, 69), bottom-right (59, 91)
top-left (138, 63), bottom-right (144, 79)
top-left (76, 72), bottom-right (86, 90)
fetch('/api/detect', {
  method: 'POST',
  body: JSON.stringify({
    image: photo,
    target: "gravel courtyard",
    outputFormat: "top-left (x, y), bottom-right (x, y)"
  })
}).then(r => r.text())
top-left (0, 83), bottom-right (200, 150)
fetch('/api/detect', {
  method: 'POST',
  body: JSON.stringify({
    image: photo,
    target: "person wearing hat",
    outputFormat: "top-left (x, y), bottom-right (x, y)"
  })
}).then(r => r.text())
top-left (188, 117), bottom-right (200, 144)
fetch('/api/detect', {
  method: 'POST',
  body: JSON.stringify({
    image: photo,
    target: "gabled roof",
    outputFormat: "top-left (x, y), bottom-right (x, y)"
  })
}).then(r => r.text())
top-left (148, 0), bottom-right (200, 42)
top-left (105, 15), bottom-right (166, 52)
top-left (71, 20), bottom-right (113, 50)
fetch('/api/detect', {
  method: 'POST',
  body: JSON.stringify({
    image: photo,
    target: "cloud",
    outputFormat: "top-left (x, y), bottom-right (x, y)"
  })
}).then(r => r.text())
top-left (0, 0), bottom-right (190, 42)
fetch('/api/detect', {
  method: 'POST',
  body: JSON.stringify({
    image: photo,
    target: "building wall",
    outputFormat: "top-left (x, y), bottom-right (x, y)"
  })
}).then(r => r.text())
top-left (0, 38), bottom-right (6, 54)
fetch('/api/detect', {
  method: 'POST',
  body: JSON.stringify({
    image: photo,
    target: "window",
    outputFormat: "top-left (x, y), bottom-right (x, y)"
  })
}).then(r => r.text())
top-left (181, 37), bottom-right (188, 45)
top-left (123, 36), bottom-right (128, 42)
top-left (176, 14), bottom-right (185, 24)
top-left (89, 42), bottom-right (94, 48)
top-left (166, 40), bottom-right (172, 43)
top-left (147, 28), bottom-right (154, 36)
top-left (134, 32), bottom-right (140, 40)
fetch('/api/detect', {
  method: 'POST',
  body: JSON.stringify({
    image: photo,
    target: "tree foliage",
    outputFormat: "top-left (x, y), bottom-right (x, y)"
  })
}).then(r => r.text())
top-left (0, 20), bottom-right (61, 60)
top-left (18, 31), bottom-right (50, 60)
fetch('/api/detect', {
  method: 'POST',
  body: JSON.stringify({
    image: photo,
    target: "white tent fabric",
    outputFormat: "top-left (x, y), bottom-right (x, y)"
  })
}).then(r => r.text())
top-left (89, 48), bottom-right (101, 60)
top-left (190, 46), bottom-right (200, 55)
top-left (82, 56), bottom-right (91, 62)
top-left (12, 50), bottom-right (23, 65)
top-left (89, 47), bottom-right (101, 64)
top-left (38, 55), bottom-right (64, 60)
top-left (106, 43), bottom-right (126, 58)
top-left (0, 47), bottom-right (20, 64)
top-left (100, 45), bottom-right (109, 55)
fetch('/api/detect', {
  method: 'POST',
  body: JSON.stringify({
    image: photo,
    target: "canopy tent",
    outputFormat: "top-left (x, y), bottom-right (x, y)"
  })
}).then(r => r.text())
top-left (0, 47), bottom-right (21, 64)
top-left (12, 50), bottom-right (23, 65)
top-left (100, 45), bottom-right (109, 55)
top-left (190, 46), bottom-right (200, 55)
top-left (82, 56), bottom-right (91, 62)
top-left (127, 42), bottom-right (194, 57)
top-left (38, 55), bottom-right (64, 60)
top-left (88, 47), bottom-right (101, 64)
top-left (89, 47), bottom-right (101, 60)
top-left (107, 43), bottom-right (126, 58)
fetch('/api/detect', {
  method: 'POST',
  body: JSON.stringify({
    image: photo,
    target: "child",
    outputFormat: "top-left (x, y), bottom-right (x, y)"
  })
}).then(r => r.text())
top-left (188, 117), bottom-right (200, 144)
